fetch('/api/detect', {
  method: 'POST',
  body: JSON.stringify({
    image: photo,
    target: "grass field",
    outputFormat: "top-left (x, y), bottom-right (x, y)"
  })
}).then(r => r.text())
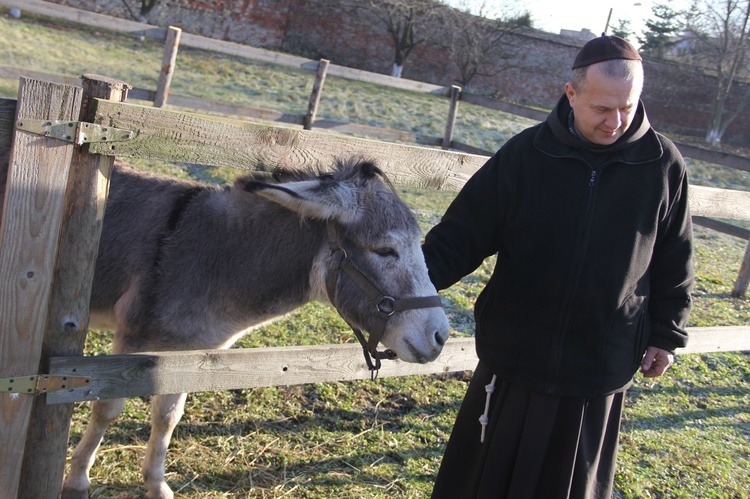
top-left (2, 8), bottom-right (749, 498)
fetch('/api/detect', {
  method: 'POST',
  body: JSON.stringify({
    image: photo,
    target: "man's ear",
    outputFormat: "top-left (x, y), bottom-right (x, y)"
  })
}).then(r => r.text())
top-left (565, 82), bottom-right (576, 104)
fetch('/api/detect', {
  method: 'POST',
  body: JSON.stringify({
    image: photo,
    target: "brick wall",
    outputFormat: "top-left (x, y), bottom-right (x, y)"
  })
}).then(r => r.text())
top-left (47, 0), bottom-right (750, 145)
top-left (52, 0), bottom-right (292, 47)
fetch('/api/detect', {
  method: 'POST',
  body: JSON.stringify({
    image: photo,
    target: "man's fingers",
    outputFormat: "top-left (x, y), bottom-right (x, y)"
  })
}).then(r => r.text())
top-left (641, 347), bottom-right (674, 378)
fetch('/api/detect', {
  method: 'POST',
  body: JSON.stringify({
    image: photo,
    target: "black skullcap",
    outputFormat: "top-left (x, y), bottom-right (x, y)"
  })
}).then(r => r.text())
top-left (572, 35), bottom-right (642, 69)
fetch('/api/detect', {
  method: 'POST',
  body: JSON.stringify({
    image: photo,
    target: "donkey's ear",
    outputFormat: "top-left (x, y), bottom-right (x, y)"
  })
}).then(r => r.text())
top-left (245, 179), bottom-right (361, 223)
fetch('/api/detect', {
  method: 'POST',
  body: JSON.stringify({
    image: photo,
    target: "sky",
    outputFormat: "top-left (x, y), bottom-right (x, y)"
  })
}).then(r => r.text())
top-left (446, 0), bottom-right (692, 43)
top-left (525, 0), bottom-right (656, 37)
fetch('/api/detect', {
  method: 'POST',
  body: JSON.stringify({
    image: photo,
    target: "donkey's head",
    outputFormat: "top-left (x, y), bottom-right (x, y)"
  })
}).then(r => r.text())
top-left (244, 158), bottom-right (450, 365)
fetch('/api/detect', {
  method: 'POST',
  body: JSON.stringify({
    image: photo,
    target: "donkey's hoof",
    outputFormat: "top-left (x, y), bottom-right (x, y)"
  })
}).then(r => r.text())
top-left (61, 487), bottom-right (89, 499)
top-left (144, 483), bottom-right (174, 499)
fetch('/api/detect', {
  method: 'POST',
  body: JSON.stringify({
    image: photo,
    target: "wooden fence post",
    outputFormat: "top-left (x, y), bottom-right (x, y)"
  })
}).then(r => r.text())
top-left (732, 240), bottom-right (750, 297)
top-left (303, 58), bottom-right (329, 130)
top-left (154, 26), bottom-right (181, 108)
top-left (17, 75), bottom-right (131, 498)
top-left (0, 77), bottom-right (83, 498)
top-left (442, 85), bottom-right (461, 150)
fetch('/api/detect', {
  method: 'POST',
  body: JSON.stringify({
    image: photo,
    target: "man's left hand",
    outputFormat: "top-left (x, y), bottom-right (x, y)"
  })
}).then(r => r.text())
top-left (640, 346), bottom-right (674, 378)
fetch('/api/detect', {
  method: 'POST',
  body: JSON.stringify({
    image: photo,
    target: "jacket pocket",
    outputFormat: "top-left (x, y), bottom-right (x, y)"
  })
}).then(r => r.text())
top-left (601, 293), bottom-right (650, 380)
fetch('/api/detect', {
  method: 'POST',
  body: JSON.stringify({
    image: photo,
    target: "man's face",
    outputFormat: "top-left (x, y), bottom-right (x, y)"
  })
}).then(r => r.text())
top-left (565, 63), bottom-right (643, 146)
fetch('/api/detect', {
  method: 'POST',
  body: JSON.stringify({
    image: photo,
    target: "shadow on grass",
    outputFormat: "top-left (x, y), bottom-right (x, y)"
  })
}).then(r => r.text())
top-left (162, 440), bottom-right (444, 495)
top-left (70, 386), bottom-right (465, 494)
top-left (81, 402), bottom-right (453, 496)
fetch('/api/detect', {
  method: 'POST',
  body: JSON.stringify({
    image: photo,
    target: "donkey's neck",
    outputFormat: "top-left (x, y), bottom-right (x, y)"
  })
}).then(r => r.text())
top-left (162, 191), bottom-right (332, 338)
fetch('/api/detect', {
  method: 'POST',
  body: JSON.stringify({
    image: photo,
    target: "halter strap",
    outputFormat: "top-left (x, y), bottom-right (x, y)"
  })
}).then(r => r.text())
top-left (324, 221), bottom-right (442, 375)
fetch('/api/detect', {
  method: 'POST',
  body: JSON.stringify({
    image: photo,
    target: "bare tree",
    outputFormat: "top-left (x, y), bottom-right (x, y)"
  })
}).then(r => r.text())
top-left (442, 3), bottom-right (529, 90)
top-left (685, 0), bottom-right (750, 144)
top-left (363, 0), bottom-right (446, 78)
top-left (445, 16), bottom-right (525, 89)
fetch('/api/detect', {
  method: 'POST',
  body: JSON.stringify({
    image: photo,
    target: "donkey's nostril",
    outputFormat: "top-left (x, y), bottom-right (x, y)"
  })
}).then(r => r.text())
top-left (434, 330), bottom-right (447, 347)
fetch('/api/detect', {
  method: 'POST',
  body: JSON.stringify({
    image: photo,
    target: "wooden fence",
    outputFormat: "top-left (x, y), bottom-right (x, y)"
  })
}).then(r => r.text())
top-left (1, 73), bottom-right (750, 498)
top-left (5, 0), bottom-right (750, 168)
top-left (4, 0), bottom-right (750, 294)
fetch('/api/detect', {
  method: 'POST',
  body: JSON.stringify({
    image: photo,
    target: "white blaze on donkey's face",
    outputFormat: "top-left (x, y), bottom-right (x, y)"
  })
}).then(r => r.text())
top-left (368, 228), bottom-right (450, 363)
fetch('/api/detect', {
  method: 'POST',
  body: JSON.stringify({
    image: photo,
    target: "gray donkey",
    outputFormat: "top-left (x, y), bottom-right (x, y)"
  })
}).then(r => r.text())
top-left (59, 158), bottom-right (450, 499)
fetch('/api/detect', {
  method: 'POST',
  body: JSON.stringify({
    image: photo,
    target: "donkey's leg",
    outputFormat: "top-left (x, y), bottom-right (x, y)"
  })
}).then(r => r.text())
top-left (62, 398), bottom-right (126, 499)
top-left (142, 392), bottom-right (188, 499)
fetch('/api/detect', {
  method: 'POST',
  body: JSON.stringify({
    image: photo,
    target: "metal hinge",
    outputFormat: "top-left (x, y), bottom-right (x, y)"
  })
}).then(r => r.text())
top-left (16, 119), bottom-right (134, 145)
top-left (1, 375), bottom-right (92, 395)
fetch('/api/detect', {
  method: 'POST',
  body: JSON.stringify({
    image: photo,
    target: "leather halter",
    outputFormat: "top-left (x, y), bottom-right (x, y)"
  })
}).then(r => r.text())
top-left (324, 221), bottom-right (443, 375)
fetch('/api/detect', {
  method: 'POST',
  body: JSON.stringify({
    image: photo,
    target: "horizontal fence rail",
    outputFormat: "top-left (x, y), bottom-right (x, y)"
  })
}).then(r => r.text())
top-left (0, 0), bottom-right (449, 96)
top-left (46, 326), bottom-right (750, 405)
top-left (73, 99), bottom-right (750, 219)
top-left (2, 96), bottom-right (750, 215)
top-left (87, 98), bottom-right (488, 191)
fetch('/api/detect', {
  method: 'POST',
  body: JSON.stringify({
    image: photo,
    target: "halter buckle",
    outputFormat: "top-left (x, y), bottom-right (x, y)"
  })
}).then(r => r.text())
top-left (376, 296), bottom-right (396, 316)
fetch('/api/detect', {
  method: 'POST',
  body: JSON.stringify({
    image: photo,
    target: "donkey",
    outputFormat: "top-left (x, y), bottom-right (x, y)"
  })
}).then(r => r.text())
top-left (60, 158), bottom-right (450, 499)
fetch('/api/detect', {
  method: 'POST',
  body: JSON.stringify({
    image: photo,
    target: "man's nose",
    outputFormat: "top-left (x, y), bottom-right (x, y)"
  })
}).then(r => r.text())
top-left (605, 110), bottom-right (622, 130)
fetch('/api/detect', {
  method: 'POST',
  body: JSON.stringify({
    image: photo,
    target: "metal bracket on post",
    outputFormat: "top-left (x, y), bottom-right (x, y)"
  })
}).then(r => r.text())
top-left (0, 375), bottom-right (91, 395)
top-left (15, 119), bottom-right (134, 146)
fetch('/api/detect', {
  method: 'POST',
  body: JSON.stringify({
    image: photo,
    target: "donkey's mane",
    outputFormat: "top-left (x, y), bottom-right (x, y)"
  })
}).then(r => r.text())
top-left (237, 158), bottom-right (396, 192)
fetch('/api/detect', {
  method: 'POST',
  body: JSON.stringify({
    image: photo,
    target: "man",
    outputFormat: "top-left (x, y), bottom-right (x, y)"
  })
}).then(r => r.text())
top-left (424, 36), bottom-right (694, 498)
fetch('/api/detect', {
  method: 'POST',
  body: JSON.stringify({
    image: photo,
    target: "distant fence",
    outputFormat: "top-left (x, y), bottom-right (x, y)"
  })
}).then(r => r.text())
top-left (4, 0), bottom-right (750, 172)
top-left (1, 74), bottom-right (750, 497)
top-left (1, 0), bottom-right (749, 289)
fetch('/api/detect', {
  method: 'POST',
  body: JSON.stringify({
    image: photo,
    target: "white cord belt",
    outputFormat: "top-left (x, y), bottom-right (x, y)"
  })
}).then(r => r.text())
top-left (479, 374), bottom-right (497, 443)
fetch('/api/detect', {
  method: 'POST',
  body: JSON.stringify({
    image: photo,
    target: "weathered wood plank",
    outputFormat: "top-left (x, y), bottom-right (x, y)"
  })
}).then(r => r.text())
top-left (732, 241), bottom-right (750, 298)
top-left (693, 216), bottom-right (750, 240)
top-left (154, 26), bottom-right (181, 108)
top-left (87, 100), bottom-right (750, 215)
top-left (0, 98), bottom-right (15, 149)
top-left (678, 326), bottom-right (750, 354)
top-left (47, 338), bottom-right (479, 404)
top-left (89, 99), bottom-right (487, 191)
top-left (442, 85), bottom-right (461, 150)
top-left (18, 75), bottom-right (130, 499)
top-left (46, 326), bottom-right (750, 405)
top-left (303, 59), bottom-right (329, 130)
top-left (676, 141), bottom-right (750, 173)
top-left (0, 77), bottom-right (82, 499)
top-left (689, 185), bottom-right (750, 221)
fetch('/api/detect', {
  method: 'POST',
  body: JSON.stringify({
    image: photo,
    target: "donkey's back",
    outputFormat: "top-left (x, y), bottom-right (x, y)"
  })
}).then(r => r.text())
top-left (91, 162), bottom-right (323, 353)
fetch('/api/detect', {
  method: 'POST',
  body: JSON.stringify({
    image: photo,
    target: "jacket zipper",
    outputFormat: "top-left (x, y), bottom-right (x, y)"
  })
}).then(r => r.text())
top-left (589, 169), bottom-right (597, 187)
top-left (548, 166), bottom-right (599, 392)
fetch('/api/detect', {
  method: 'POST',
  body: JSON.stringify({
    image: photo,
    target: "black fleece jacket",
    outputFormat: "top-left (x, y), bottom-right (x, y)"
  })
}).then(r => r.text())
top-left (423, 95), bottom-right (694, 397)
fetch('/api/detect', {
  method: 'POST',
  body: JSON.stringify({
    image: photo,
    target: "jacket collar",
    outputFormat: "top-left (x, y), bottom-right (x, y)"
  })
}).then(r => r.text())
top-left (535, 94), bottom-right (663, 165)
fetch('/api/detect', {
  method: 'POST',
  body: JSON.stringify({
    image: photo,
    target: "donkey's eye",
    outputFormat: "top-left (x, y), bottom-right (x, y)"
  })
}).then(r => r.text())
top-left (373, 247), bottom-right (399, 258)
